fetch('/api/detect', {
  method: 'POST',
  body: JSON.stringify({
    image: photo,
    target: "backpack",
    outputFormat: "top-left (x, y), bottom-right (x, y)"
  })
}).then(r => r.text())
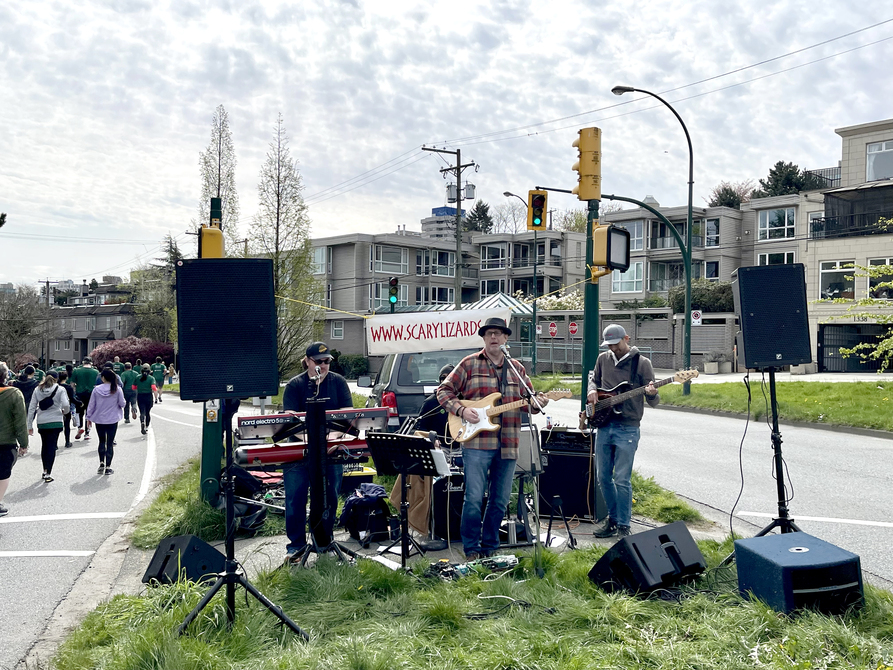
top-left (339, 483), bottom-right (392, 547)
top-left (214, 465), bottom-right (268, 536)
top-left (38, 387), bottom-right (59, 411)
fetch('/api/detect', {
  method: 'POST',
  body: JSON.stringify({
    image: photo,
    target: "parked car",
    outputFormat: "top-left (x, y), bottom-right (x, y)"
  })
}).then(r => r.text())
top-left (357, 347), bottom-right (478, 430)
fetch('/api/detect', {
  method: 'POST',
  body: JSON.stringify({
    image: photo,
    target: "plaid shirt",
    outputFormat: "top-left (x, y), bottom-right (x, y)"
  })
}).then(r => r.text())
top-left (436, 349), bottom-right (533, 459)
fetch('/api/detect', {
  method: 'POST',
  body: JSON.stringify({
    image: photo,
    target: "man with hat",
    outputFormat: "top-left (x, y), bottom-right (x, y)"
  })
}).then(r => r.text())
top-left (281, 341), bottom-right (353, 562)
top-left (587, 324), bottom-right (659, 540)
top-left (437, 316), bottom-right (548, 561)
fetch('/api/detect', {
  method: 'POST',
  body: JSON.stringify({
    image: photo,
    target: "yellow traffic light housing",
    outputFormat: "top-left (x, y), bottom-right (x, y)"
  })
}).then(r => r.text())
top-left (527, 190), bottom-right (548, 231)
top-left (198, 224), bottom-right (224, 258)
top-left (572, 127), bottom-right (601, 201)
top-left (593, 224), bottom-right (631, 272)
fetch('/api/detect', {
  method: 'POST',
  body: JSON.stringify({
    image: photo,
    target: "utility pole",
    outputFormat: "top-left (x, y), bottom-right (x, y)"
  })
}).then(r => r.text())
top-left (39, 278), bottom-right (61, 370)
top-left (422, 147), bottom-right (477, 309)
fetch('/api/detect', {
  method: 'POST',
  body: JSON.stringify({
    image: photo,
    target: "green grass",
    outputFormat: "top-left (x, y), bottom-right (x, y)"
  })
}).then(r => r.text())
top-left (661, 380), bottom-right (893, 431)
top-left (53, 542), bottom-right (893, 670)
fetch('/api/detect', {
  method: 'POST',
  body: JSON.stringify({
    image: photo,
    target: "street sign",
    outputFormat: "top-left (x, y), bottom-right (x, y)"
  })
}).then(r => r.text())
top-left (549, 322), bottom-right (558, 337)
top-left (536, 324), bottom-right (543, 335)
top-left (691, 310), bottom-right (702, 326)
top-left (569, 322), bottom-right (579, 336)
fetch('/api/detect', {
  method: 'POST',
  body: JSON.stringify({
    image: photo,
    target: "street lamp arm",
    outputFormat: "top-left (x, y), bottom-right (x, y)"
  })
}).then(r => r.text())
top-left (503, 191), bottom-right (528, 208)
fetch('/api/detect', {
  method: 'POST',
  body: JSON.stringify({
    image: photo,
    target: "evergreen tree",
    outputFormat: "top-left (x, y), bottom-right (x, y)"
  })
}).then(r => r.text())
top-left (751, 162), bottom-right (826, 198)
top-left (707, 179), bottom-right (754, 208)
top-left (198, 105), bottom-right (241, 255)
top-left (464, 200), bottom-right (493, 233)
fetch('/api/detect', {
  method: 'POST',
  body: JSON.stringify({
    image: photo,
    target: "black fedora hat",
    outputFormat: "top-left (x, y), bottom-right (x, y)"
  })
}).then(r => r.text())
top-left (478, 317), bottom-right (512, 337)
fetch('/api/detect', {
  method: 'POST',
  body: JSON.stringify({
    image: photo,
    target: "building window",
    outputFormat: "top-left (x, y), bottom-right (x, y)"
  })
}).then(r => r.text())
top-left (759, 252), bottom-right (795, 265)
top-left (575, 242), bottom-right (582, 268)
top-left (331, 320), bottom-right (344, 339)
top-left (55, 341), bottom-right (60, 351)
top-left (704, 218), bottom-right (719, 247)
top-left (758, 208), bottom-right (795, 240)
top-left (820, 260), bottom-right (855, 300)
top-left (867, 141), bottom-right (893, 181)
top-left (612, 262), bottom-right (643, 293)
top-left (432, 251), bottom-right (455, 277)
top-left (480, 279), bottom-right (506, 296)
top-left (648, 262), bottom-right (685, 292)
top-left (64, 341), bottom-right (71, 350)
top-left (416, 286), bottom-right (454, 305)
top-left (617, 220), bottom-right (644, 251)
top-left (512, 243), bottom-right (531, 269)
top-left (416, 249), bottom-right (430, 276)
top-left (326, 284), bottom-right (332, 308)
top-left (868, 258), bottom-right (893, 299)
top-left (373, 245), bottom-right (408, 274)
top-left (59, 319), bottom-right (66, 330)
top-left (480, 243), bottom-right (507, 270)
top-left (649, 220), bottom-right (684, 249)
top-left (705, 261), bottom-right (719, 280)
top-left (311, 247), bottom-right (326, 275)
top-left (371, 282), bottom-right (407, 309)
top-left (88, 317), bottom-right (96, 330)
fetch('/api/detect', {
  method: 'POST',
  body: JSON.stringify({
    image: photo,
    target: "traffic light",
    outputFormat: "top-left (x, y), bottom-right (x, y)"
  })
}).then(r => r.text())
top-left (593, 224), bottom-right (631, 272)
top-left (198, 225), bottom-right (224, 258)
top-left (527, 190), bottom-right (548, 231)
top-left (388, 277), bottom-right (399, 304)
top-left (572, 127), bottom-right (601, 201)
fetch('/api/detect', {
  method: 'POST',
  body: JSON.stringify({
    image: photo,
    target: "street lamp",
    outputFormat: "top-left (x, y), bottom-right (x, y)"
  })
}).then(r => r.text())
top-left (503, 191), bottom-right (537, 373)
top-left (612, 85), bottom-right (693, 393)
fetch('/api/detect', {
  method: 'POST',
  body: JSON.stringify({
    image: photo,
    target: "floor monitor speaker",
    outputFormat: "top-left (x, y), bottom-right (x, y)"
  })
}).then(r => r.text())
top-left (142, 534), bottom-right (225, 585)
top-left (735, 532), bottom-right (863, 615)
top-left (731, 264), bottom-right (812, 369)
top-left (589, 521), bottom-right (706, 593)
top-left (176, 258), bottom-right (279, 400)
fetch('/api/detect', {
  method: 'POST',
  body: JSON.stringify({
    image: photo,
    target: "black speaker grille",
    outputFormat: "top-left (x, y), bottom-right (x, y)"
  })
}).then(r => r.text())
top-left (732, 264), bottom-right (812, 369)
top-left (176, 259), bottom-right (279, 401)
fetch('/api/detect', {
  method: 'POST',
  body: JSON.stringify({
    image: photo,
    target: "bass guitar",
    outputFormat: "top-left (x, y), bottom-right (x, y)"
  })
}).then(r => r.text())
top-left (579, 369), bottom-right (699, 429)
top-left (448, 389), bottom-right (572, 443)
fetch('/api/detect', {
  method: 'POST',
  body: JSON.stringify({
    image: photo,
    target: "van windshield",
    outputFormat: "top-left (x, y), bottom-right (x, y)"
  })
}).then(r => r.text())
top-left (395, 349), bottom-right (478, 386)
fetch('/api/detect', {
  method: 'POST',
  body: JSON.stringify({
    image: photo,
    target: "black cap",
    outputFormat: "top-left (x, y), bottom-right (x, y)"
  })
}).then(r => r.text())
top-left (305, 341), bottom-right (334, 361)
top-left (47, 370), bottom-right (59, 380)
top-left (24, 365), bottom-right (35, 375)
top-left (83, 356), bottom-right (92, 364)
top-left (477, 317), bottom-right (512, 337)
top-left (438, 364), bottom-right (455, 381)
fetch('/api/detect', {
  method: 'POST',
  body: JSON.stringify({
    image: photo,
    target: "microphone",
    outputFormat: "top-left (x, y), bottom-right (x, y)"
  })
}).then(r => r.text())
top-left (315, 365), bottom-right (321, 377)
top-left (499, 344), bottom-right (512, 359)
top-left (428, 430), bottom-right (438, 444)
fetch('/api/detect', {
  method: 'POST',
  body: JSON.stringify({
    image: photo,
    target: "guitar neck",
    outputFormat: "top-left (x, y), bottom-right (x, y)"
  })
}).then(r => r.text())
top-left (486, 397), bottom-right (532, 418)
top-left (595, 376), bottom-right (674, 410)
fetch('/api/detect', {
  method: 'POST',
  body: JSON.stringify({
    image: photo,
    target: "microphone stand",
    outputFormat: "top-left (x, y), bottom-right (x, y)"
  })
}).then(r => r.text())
top-left (500, 345), bottom-right (546, 579)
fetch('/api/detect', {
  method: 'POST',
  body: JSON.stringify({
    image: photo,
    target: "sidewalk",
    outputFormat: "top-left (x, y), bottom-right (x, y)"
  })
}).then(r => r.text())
top-left (564, 369), bottom-right (891, 385)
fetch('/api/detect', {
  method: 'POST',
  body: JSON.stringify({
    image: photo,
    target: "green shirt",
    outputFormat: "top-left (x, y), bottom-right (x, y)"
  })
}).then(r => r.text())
top-left (134, 374), bottom-right (156, 394)
top-left (112, 362), bottom-right (125, 375)
top-left (150, 363), bottom-right (166, 385)
top-left (33, 368), bottom-right (45, 383)
top-left (121, 369), bottom-right (139, 391)
top-left (70, 366), bottom-right (96, 394)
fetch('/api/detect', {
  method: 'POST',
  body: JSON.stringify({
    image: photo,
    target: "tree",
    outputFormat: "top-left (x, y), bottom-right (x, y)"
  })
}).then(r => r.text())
top-left (464, 200), bottom-right (493, 234)
top-left (0, 285), bottom-right (48, 364)
top-left (89, 278), bottom-right (99, 291)
top-left (707, 179), bottom-right (755, 209)
top-left (130, 235), bottom-right (181, 343)
top-left (493, 201), bottom-right (527, 233)
top-left (249, 114), bottom-right (322, 379)
top-left (751, 162), bottom-right (826, 198)
top-left (0, 212), bottom-right (6, 228)
top-left (198, 104), bottom-right (242, 255)
top-left (555, 208), bottom-right (587, 233)
top-left (89, 336), bottom-right (174, 369)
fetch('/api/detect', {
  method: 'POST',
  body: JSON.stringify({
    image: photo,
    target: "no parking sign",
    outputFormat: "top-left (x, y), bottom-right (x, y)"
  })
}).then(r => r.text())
top-left (691, 310), bottom-right (702, 326)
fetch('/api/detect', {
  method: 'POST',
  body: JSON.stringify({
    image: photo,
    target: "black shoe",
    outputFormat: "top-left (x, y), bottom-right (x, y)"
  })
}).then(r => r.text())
top-left (104, 467), bottom-right (114, 476)
top-left (618, 526), bottom-right (632, 537)
top-left (0, 504), bottom-right (8, 517)
top-left (64, 442), bottom-right (72, 449)
top-left (98, 463), bottom-right (106, 475)
top-left (464, 551), bottom-right (481, 562)
top-left (593, 520), bottom-right (618, 538)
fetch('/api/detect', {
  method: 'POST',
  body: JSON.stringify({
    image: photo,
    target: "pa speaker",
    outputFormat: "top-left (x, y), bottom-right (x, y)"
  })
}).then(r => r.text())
top-left (589, 521), bottom-right (706, 593)
top-left (176, 258), bottom-right (279, 401)
top-left (142, 534), bottom-right (225, 585)
top-left (734, 532), bottom-right (863, 615)
top-left (731, 264), bottom-right (812, 369)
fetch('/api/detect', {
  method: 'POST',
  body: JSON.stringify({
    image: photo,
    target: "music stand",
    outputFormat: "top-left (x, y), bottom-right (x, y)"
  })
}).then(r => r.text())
top-left (178, 399), bottom-right (308, 639)
top-left (366, 432), bottom-right (443, 568)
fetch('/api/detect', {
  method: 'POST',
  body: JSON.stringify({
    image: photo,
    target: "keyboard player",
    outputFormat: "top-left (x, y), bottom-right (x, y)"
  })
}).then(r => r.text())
top-left (282, 342), bottom-right (353, 563)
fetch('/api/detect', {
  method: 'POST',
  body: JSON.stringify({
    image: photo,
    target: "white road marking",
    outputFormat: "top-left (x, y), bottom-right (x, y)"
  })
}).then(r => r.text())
top-left (150, 414), bottom-right (200, 428)
top-left (0, 550), bottom-right (95, 558)
top-left (130, 424), bottom-right (156, 511)
top-left (738, 511), bottom-right (893, 528)
top-left (0, 512), bottom-right (125, 525)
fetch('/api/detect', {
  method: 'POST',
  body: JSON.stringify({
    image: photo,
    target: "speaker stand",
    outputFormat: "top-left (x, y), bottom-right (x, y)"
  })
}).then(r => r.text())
top-left (179, 399), bottom-right (308, 639)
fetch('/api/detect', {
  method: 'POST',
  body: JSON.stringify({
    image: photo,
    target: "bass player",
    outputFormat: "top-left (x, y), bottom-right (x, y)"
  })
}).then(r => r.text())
top-left (436, 317), bottom-right (548, 561)
top-left (587, 324), bottom-right (658, 540)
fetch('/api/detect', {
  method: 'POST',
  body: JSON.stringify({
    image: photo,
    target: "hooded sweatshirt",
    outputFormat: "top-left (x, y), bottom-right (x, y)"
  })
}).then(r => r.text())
top-left (85, 382), bottom-right (125, 425)
top-left (28, 382), bottom-right (70, 430)
top-left (12, 376), bottom-right (39, 408)
top-left (0, 386), bottom-right (29, 448)
top-left (587, 345), bottom-right (660, 426)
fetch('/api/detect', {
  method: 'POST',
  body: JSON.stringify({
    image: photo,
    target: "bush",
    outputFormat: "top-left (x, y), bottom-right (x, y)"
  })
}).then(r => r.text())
top-left (338, 354), bottom-right (369, 379)
top-left (705, 349), bottom-right (730, 363)
top-left (668, 278), bottom-right (734, 313)
top-left (89, 336), bottom-right (174, 368)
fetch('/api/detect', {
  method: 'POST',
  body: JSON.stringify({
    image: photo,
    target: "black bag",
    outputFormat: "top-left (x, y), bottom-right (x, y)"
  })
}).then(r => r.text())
top-left (38, 387), bottom-right (58, 411)
top-left (339, 483), bottom-right (392, 547)
top-left (214, 465), bottom-right (268, 536)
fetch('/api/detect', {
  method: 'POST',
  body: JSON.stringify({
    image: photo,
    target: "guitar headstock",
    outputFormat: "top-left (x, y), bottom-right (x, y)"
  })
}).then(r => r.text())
top-left (544, 389), bottom-right (573, 400)
top-left (673, 369), bottom-right (699, 383)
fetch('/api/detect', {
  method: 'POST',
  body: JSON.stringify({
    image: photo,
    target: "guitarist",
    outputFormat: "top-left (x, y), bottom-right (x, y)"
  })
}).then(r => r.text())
top-left (587, 324), bottom-right (659, 540)
top-left (437, 317), bottom-right (548, 561)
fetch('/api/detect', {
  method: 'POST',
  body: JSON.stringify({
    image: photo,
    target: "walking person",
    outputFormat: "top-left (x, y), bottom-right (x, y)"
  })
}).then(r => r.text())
top-left (27, 371), bottom-right (70, 483)
top-left (120, 363), bottom-right (138, 425)
top-left (57, 370), bottom-right (78, 448)
top-left (133, 364), bottom-right (157, 436)
top-left (11, 365), bottom-right (39, 409)
top-left (150, 357), bottom-right (166, 403)
top-left (587, 324), bottom-right (659, 539)
top-left (0, 362), bottom-right (29, 516)
top-left (70, 357), bottom-right (96, 441)
top-left (86, 369), bottom-right (125, 475)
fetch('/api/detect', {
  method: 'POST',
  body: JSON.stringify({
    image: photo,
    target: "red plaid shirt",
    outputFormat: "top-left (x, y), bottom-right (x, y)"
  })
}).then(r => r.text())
top-left (436, 349), bottom-right (534, 459)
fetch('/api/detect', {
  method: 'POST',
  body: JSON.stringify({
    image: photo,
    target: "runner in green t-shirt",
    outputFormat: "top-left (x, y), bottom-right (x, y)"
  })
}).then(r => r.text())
top-left (134, 364), bottom-right (157, 435)
top-left (121, 363), bottom-right (139, 424)
top-left (150, 357), bottom-right (166, 403)
top-left (33, 368), bottom-right (45, 383)
top-left (112, 356), bottom-right (125, 376)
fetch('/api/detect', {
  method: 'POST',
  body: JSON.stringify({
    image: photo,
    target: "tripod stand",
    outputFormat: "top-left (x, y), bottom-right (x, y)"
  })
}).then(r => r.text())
top-left (179, 399), bottom-right (308, 639)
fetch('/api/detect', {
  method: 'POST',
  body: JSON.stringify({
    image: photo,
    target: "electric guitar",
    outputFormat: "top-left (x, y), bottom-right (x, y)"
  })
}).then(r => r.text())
top-left (448, 389), bottom-right (573, 443)
top-left (579, 370), bottom-right (699, 429)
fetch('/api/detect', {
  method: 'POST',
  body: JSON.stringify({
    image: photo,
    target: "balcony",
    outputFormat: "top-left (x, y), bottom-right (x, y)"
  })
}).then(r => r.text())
top-left (649, 278), bottom-right (685, 292)
top-left (649, 234), bottom-right (701, 250)
top-left (805, 166), bottom-right (841, 189)
top-left (809, 210), bottom-right (893, 240)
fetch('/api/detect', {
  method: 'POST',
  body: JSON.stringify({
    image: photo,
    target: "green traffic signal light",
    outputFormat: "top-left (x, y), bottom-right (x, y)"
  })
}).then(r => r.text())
top-left (388, 276), bottom-right (399, 305)
top-left (531, 194), bottom-right (545, 227)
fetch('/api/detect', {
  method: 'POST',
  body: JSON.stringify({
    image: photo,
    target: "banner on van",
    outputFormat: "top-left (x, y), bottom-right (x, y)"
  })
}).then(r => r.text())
top-left (366, 308), bottom-right (512, 355)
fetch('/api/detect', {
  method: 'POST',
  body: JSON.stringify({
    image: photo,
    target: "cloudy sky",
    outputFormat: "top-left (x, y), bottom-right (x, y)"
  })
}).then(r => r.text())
top-left (2, 0), bottom-right (892, 288)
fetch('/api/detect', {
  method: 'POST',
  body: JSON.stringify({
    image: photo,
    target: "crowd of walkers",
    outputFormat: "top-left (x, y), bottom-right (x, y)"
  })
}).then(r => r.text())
top-left (0, 355), bottom-right (173, 517)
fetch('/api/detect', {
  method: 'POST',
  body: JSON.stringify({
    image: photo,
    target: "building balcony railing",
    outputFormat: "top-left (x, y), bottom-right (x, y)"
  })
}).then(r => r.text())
top-left (461, 266), bottom-right (479, 279)
top-left (510, 257), bottom-right (563, 269)
top-left (648, 278), bottom-right (685, 292)
top-left (649, 235), bottom-right (702, 250)
top-left (805, 166), bottom-right (841, 189)
top-left (809, 210), bottom-right (893, 240)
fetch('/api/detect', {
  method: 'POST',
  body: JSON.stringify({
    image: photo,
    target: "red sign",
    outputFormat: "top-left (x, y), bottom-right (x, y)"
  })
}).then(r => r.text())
top-left (548, 322), bottom-right (558, 337)
top-left (568, 322), bottom-right (578, 336)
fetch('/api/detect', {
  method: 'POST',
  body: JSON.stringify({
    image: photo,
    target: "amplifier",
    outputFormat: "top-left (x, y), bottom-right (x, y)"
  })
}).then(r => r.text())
top-left (540, 428), bottom-right (592, 453)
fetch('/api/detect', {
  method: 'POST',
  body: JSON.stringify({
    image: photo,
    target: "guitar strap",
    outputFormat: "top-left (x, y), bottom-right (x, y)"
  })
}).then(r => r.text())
top-left (630, 353), bottom-right (642, 388)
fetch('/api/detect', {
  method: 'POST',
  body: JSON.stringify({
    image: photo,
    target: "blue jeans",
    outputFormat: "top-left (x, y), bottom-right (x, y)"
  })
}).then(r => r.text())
top-left (596, 422), bottom-right (640, 528)
top-left (461, 447), bottom-right (516, 556)
top-left (283, 460), bottom-right (343, 552)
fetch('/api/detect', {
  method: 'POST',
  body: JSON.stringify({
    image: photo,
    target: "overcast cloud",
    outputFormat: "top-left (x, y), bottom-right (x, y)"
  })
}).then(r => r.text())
top-left (2, 0), bottom-right (892, 285)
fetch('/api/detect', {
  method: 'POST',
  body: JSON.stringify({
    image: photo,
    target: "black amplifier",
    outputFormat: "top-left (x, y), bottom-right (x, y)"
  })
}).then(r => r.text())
top-left (540, 428), bottom-right (592, 454)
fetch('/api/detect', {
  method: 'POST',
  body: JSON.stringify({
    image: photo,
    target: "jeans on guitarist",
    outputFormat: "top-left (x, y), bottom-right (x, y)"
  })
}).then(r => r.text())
top-left (587, 324), bottom-right (659, 539)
